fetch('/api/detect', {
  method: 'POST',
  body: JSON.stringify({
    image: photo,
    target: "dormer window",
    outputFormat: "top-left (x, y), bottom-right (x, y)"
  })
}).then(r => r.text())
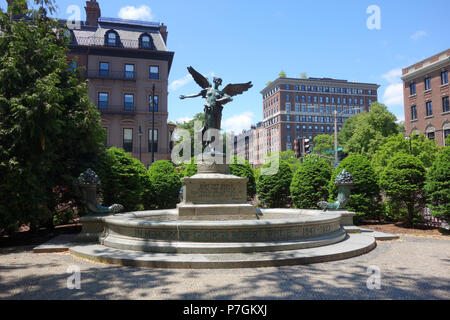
top-left (105, 30), bottom-right (119, 47)
top-left (140, 33), bottom-right (154, 49)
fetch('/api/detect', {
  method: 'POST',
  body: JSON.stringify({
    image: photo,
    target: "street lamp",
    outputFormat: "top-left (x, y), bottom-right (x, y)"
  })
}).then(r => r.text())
top-left (405, 136), bottom-right (412, 155)
top-left (151, 83), bottom-right (155, 164)
top-left (138, 125), bottom-right (143, 162)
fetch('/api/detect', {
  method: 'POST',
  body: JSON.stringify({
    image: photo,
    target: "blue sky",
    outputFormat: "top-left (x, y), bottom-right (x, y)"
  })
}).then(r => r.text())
top-left (2, 0), bottom-right (449, 132)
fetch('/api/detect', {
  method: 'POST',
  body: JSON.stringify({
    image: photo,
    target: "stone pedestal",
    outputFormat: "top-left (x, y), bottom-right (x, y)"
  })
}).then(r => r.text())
top-left (178, 152), bottom-right (256, 218)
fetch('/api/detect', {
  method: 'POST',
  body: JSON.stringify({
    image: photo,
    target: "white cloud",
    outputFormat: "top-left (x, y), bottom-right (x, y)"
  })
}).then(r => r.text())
top-left (223, 111), bottom-right (254, 134)
top-left (169, 74), bottom-right (193, 92)
top-left (381, 68), bottom-right (402, 83)
top-left (383, 83), bottom-right (404, 106)
top-left (118, 5), bottom-right (154, 21)
top-left (176, 116), bottom-right (193, 123)
top-left (410, 30), bottom-right (427, 41)
top-left (381, 68), bottom-right (404, 107)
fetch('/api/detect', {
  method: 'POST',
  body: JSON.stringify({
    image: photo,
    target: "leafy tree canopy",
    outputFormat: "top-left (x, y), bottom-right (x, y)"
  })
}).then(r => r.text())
top-left (339, 103), bottom-right (398, 158)
top-left (424, 147), bottom-right (450, 220)
top-left (0, 1), bottom-right (105, 233)
top-left (372, 133), bottom-right (439, 176)
top-left (291, 154), bottom-right (331, 209)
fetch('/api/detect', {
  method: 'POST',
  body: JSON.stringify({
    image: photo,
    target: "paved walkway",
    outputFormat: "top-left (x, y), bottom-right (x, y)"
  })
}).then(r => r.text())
top-left (0, 235), bottom-right (449, 299)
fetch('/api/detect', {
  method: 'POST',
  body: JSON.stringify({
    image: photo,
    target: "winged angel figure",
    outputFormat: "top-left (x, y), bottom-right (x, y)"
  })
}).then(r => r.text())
top-left (179, 66), bottom-right (252, 140)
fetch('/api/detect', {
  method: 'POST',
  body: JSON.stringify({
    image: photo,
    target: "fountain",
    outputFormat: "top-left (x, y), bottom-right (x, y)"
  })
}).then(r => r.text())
top-left (70, 67), bottom-right (376, 268)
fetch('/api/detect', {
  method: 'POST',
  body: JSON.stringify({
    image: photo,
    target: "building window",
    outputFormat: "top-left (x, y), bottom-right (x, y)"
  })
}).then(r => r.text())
top-left (426, 101), bottom-right (433, 116)
top-left (441, 71), bottom-right (448, 85)
top-left (99, 62), bottom-right (109, 76)
top-left (443, 96), bottom-right (450, 113)
top-left (149, 66), bottom-right (159, 79)
top-left (124, 94), bottom-right (134, 111)
top-left (410, 83), bottom-right (416, 95)
top-left (140, 34), bottom-right (153, 49)
top-left (105, 30), bottom-right (119, 46)
top-left (286, 115), bottom-right (290, 121)
top-left (149, 95), bottom-right (159, 112)
top-left (148, 129), bottom-right (158, 153)
top-left (427, 131), bottom-right (435, 140)
top-left (124, 64), bottom-right (134, 79)
top-left (286, 94), bottom-right (290, 101)
top-left (444, 129), bottom-right (450, 145)
top-left (286, 103), bottom-right (291, 112)
top-left (98, 92), bottom-right (109, 110)
top-left (123, 128), bottom-right (133, 153)
top-left (424, 77), bottom-right (431, 90)
top-left (286, 125), bottom-right (291, 130)
top-left (411, 105), bottom-right (417, 120)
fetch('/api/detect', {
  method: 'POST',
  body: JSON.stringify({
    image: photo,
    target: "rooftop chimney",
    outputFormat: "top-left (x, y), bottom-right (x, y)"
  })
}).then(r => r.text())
top-left (160, 23), bottom-right (168, 45)
top-left (85, 0), bottom-right (101, 27)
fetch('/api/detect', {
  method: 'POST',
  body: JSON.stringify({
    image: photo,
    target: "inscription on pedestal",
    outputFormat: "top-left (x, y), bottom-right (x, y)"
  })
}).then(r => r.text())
top-left (184, 175), bottom-right (248, 204)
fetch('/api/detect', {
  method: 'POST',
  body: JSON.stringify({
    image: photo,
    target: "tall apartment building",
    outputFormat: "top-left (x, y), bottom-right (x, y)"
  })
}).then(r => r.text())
top-left (402, 49), bottom-right (450, 146)
top-left (260, 77), bottom-right (379, 154)
top-left (233, 122), bottom-right (265, 167)
top-left (67, 1), bottom-right (175, 167)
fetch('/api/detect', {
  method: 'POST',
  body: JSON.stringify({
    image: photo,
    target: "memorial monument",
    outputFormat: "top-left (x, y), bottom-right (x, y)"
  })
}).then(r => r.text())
top-left (70, 67), bottom-right (377, 268)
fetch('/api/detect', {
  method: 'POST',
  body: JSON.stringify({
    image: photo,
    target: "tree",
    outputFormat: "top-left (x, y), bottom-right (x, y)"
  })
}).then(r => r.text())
top-left (257, 159), bottom-right (292, 208)
top-left (291, 155), bottom-right (331, 209)
top-left (379, 154), bottom-right (426, 226)
top-left (425, 147), bottom-right (450, 220)
top-left (96, 148), bottom-right (150, 212)
top-left (0, 2), bottom-right (105, 233)
top-left (279, 71), bottom-right (287, 78)
top-left (279, 150), bottom-right (301, 173)
top-left (313, 134), bottom-right (334, 158)
top-left (148, 161), bottom-right (182, 209)
top-left (300, 72), bottom-right (307, 79)
top-left (446, 135), bottom-right (450, 147)
top-left (372, 133), bottom-right (439, 176)
top-left (340, 103), bottom-right (398, 158)
top-left (230, 157), bottom-right (256, 200)
top-left (329, 154), bottom-right (382, 220)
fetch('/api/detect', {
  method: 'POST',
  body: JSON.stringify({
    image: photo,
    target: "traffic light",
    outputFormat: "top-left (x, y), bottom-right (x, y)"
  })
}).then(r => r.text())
top-left (293, 139), bottom-right (301, 158)
top-left (338, 152), bottom-right (348, 161)
top-left (303, 138), bottom-right (311, 155)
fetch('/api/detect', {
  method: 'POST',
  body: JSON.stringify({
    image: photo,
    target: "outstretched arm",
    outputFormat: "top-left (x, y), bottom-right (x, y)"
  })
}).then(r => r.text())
top-left (180, 91), bottom-right (203, 100)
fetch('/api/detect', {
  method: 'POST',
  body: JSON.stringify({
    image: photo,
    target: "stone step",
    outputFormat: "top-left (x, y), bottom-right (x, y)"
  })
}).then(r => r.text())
top-left (101, 229), bottom-right (347, 254)
top-left (70, 234), bottom-right (376, 269)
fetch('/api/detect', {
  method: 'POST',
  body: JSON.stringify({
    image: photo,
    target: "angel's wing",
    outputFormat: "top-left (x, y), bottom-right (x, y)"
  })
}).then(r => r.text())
top-left (222, 82), bottom-right (253, 97)
top-left (187, 66), bottom-right (211, 89)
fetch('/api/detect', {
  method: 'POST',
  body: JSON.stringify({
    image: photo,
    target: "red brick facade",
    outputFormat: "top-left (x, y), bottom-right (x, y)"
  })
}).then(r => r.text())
top-left (402, 49), bottom-right (450, 146)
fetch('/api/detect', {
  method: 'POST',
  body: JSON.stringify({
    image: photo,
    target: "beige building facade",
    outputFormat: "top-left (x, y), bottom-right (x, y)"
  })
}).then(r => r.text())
top-left (67, 1), bottom-right (175, 167)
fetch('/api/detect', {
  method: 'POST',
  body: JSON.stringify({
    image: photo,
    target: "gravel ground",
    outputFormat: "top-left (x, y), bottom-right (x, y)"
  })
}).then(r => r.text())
top-left (0, 235), bottom-right (449, 300)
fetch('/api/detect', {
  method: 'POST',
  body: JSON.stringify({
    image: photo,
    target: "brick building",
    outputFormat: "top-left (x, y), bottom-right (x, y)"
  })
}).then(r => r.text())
top-left (260, 77), bottom-right (379, 154)
top-left (402, 49), bottom-right (450, 146)
top-left (67, 1), bottom-right (176, 167)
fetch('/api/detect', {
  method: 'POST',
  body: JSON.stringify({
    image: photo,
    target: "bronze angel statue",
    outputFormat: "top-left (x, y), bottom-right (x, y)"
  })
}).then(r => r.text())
top-left (179, 66), bottom-right (252, 140)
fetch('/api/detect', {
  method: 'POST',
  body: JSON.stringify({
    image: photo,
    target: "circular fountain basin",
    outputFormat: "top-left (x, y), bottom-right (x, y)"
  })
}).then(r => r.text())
top-left (100, 209), bottom-right (346, 254)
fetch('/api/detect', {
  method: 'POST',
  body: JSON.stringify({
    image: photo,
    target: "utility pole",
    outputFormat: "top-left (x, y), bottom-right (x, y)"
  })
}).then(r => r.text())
top-left (151, 84), bottom-right (155, 164)
top-left (334, 109), bottom-right (338, 167)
